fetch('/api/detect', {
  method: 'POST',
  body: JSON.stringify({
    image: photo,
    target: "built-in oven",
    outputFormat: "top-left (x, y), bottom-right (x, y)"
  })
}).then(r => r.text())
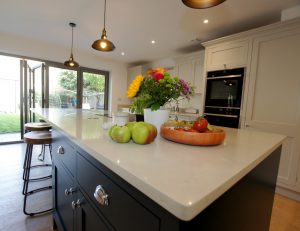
top-left (204, 67), bottom-right (245, 128)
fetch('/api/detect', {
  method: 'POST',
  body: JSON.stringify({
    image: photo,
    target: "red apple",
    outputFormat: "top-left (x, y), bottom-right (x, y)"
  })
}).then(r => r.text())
top-left (144, 122), bottom-right (157, 141)
top-left (193, 117), bottom-right (208, 132)
top-left (132, 122), bottom-right (156, 144)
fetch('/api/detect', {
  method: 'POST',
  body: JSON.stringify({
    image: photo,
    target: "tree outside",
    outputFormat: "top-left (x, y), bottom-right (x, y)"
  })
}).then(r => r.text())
top-left (58, 71), bottom-right (106, 109)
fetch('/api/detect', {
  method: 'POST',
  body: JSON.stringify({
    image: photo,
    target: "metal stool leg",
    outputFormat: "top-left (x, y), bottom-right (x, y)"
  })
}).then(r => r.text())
top-left (23, 144), bottom-right (33, 195)
top-left (22, 144), bottom-right (30, 180)
top-left (38, 145), bottom-right (45, 161)
top-left (22, 143), bottom-right (53, 215)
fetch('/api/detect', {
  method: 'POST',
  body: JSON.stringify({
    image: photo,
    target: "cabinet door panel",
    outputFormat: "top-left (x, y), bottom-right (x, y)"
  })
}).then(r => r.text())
top-left (54, 163), bottom-right (75, 231)
top-left (206, 40), bottom-right (249, 70)
top-left (194, 59), bottom-right (204, 94)
top-left (245, 29), bottom-right (300, 189)
top-left (177, 61), bottom-right (194, 84)
top-left (76, 191), bottom-right (111, 231)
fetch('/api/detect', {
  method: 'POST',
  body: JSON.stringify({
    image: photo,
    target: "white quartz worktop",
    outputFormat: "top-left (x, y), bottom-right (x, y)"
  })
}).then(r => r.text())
top-left (33, 108), bottom-right (285, 221)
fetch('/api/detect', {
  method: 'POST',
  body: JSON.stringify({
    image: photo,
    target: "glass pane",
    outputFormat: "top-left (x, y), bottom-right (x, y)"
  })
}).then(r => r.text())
top-left (49, 67), bottom-right (77, 108)
top-left (34, 66), bottom-right (43, 109)
top-left (82, 72), bottom-right (106, 109)
top-left (0, 55), bottom-right (21, 142)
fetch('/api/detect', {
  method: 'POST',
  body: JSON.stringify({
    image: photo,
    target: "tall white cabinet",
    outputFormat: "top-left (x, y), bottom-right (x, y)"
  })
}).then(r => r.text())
top-left (202, 18), bottom-right (300, 201)
top-left (174, 51), bottom-right (205, 94)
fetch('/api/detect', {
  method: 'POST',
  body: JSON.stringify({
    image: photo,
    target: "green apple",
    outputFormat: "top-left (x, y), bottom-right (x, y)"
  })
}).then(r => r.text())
top-left (108, 124), bottom-right (117, 138)
top-left (131, 122), bottom-right (156, 144)
top-left (110, 125), bottom-right (131, 143)
top-left (125, 122), bottom-right (137, 133)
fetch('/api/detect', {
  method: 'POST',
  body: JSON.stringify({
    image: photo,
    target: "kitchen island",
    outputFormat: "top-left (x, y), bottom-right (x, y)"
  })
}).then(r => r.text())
top-left (33, 108), bottom-right (285, 231)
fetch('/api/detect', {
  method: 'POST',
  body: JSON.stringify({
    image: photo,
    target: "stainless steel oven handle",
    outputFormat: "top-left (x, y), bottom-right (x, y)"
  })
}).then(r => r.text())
top-left (204, 113), bottom-right (238, 118)
top-left (206, 74), bottom-right (242, 79)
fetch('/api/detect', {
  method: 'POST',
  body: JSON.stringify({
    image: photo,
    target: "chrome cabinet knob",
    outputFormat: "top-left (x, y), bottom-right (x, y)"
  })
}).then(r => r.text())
top-left (65, 187), bottom-right (76, 196)
top-left (94, 185), bottom-right (109, 206)
top-left (57, 146), bottom-right (65, 155)
top-left (71, 199), bottom-right (82, 209)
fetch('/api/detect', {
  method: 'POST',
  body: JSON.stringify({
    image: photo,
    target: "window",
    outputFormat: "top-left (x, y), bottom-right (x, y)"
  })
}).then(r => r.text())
top-left (46, 64), bottom-right (109, 110)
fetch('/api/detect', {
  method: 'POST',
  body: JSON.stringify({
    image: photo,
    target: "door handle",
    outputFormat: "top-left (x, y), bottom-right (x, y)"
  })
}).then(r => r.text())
top-left (71, 199), bottom-right (82, 209)
top-left (94, 185), bottom-right (109, 206)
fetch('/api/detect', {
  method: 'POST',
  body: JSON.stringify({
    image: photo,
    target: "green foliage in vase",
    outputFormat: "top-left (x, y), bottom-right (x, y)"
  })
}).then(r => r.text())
top-left (127, 68), bottom-right (194, 114)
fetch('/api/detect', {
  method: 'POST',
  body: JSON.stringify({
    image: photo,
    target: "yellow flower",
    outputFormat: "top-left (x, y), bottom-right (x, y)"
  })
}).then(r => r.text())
top-left (127, 75), bottom-right (144, 98)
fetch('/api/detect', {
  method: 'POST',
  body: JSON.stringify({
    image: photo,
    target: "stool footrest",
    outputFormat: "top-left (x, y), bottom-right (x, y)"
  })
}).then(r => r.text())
top-left (28, 174), bottom-right (52, 182)
top-left (25, 208), bottom-right (53, 217)
top-left (25, 185), bottom-right (52, 195)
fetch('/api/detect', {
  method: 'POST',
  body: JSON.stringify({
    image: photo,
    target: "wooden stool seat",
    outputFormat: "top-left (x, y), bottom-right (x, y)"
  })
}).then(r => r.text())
top-left (24, 122), bottom-right (52, 131)
top-left (24, 131), bottom-right (52, 145)
top-left (24, 123), bottom-right (52, 161)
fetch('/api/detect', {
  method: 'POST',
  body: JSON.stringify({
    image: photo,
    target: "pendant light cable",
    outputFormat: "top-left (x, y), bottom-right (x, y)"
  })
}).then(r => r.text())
top-left (64, 22), bottom-right (79, 68)
top-left (91, 0), bottom-right (115, 52)
top-left (103, 0), bottom-right (106, 30)
top-left (71, 23), bottom-right (74, 56)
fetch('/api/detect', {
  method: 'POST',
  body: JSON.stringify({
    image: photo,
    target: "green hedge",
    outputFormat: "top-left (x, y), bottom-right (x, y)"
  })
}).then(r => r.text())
top-left (0, 113), bottom-right (20, 133)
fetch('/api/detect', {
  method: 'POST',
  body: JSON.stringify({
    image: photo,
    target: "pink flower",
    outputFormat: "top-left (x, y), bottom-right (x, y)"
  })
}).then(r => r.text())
top-left (153, 72), bottom-right (164, 81)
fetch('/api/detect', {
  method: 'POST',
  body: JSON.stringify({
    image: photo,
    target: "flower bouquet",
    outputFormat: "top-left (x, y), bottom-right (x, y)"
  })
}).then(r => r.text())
top-left (127, 68), bottom-right (194, 114)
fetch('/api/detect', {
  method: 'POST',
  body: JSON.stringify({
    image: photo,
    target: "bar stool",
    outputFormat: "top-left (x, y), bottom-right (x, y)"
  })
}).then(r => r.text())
top-left (24, 122), bottom-right (52, 161)
top-left (23, 131), bottom-right (53, 216)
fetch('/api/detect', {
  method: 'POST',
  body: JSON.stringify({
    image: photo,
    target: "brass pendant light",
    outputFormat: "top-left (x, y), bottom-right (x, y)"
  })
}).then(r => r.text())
top-left (182, 0), bottom-right (226, 9)
top-left (92, 0), bottom-right (115, 52)
top-left (64, 22), bottom-right (79, 68)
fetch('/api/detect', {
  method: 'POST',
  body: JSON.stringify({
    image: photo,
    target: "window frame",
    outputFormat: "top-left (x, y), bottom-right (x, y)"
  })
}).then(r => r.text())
top-left (45, 61), bottom-right (110, 110)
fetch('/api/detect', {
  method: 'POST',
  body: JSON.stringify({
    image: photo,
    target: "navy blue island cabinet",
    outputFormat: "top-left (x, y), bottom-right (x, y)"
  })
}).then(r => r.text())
top-left (51, 128), bottom-right (281, 231)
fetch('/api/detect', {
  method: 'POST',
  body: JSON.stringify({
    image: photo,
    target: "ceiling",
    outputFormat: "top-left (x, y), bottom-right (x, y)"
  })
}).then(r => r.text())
top-left (0, 0), bottom-right (299, 66)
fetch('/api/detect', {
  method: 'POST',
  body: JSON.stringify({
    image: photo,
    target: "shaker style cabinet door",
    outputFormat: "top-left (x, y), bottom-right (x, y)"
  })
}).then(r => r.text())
top-left (176, 61), bottom-right (194, 85)
top-left (54, 162), bottom-right (75, 231)
top-left (244, 28), bottom-right (300, 190)
top-left (205, 40), bottom-right (249, 71)
top-left (175, 51), bottom-right (205, 94)
top-left (76, 191), bottom-right (111, 231)
top-left (193, 58), bottom-right (204, 94)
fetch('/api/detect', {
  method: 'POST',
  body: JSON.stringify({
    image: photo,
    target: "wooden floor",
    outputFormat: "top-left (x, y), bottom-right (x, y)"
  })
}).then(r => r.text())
top-left (0, 143), bottom-right (53, 231)
top-left (0, 143), bottom-right (300, 231)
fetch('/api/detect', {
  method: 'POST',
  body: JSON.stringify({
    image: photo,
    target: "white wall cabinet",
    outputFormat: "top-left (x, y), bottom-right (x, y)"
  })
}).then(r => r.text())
top-left (205, 40), bottom-right (249, 71)
top-left (175, 51), bottom-right (205, 94)
top-left (202, 18), bottom-right (300, 201)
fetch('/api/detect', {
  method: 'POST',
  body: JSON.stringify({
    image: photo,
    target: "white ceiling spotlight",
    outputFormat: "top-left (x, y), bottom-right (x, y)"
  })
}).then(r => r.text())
top-left (203, 19), bottom-right (209, 24)
top-left (121, 52), bottom-right (125, 56)
top-left (151, 40), bottom-right (156, 44)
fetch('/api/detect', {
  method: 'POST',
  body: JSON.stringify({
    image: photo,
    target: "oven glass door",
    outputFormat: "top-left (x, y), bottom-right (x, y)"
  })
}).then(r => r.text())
top-left (205, 77), bottom-right (244, 108)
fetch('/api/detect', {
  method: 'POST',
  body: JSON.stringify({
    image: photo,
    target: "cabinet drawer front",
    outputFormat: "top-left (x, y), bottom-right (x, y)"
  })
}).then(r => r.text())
top-left (52, 130), bottom-right (76, 176)
top-left (77, 154), bottom-right (160, 231)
